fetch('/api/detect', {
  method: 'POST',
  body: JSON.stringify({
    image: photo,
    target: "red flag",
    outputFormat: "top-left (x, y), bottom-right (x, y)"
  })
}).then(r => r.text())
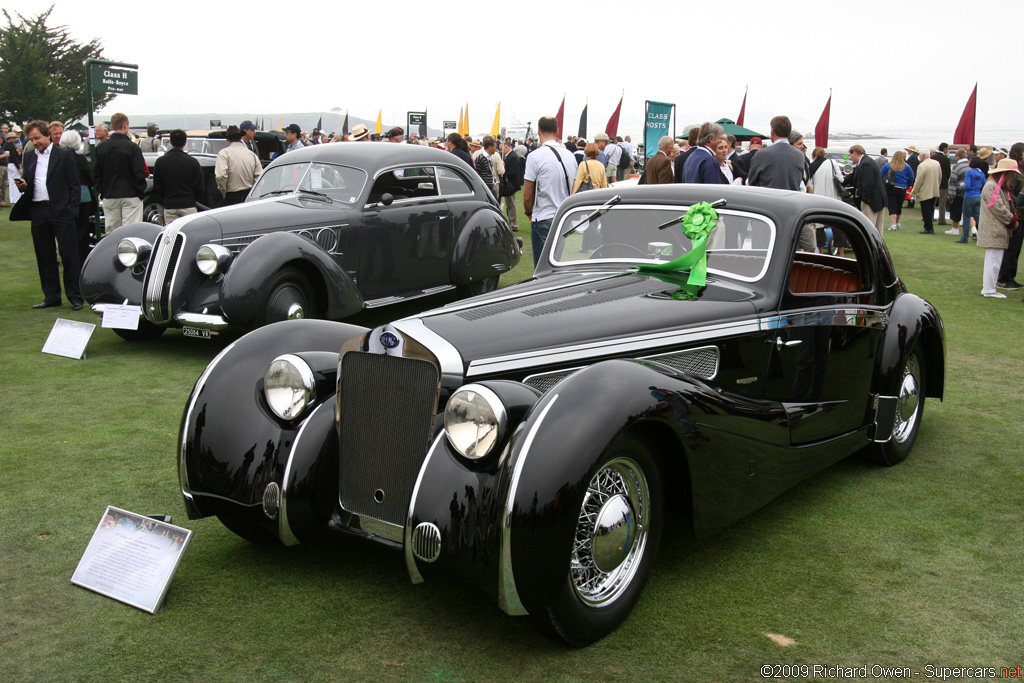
top-left (605, 93), bottom-right (623, 138)
top-left (737, 87), bottom-right (747, 127)
top-left (555, 95), bottom-right (565, 140)
top-left (814, 91), bottom-right (831, 149)
top-left (953, 83), bottom-right (977, 146)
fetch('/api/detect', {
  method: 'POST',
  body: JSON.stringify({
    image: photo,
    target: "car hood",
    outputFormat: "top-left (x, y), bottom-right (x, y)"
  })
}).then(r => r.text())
top-left (414, 269), bottom-right (762, 368)
top-left (178, 195), bottom-right (358, 238)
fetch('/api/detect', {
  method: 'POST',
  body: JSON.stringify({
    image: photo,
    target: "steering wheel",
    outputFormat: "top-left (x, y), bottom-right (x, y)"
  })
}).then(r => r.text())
top-left (588, 243), bottom-right (648, 259)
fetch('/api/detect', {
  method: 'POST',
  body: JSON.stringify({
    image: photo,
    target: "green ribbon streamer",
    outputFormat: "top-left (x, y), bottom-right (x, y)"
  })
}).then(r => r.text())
top-left (636, 202), bottom-right (718, 287)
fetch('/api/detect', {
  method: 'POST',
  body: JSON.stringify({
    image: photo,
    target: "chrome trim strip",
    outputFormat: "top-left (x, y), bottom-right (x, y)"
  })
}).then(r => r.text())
top-left (411, 272), bottom-right (622, 319)
top-left (179, 341), bottom-right (237, 509)
top-left (174, 312), bottom-right (230, 329)
top-left (279, 399), bottom-right (335, 546)
top-left (390, 318), bottom-right (465, 389)
top-left (760, 307), bottom-right (888, 331)
top-left (469, 308), bottom-right (889, 377)
top-left (405, 431), bottom-right (448, 585)
top-left (468, 319), bottom-right (760, 377)
top-left (498, 394), bottom-right (560, 616)
top-left (364, 285), bottom-right (456, 309)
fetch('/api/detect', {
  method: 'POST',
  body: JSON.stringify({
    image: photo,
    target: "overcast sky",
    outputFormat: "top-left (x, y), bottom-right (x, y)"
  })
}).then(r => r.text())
top-left (14, 0), bottom-right (1019, 137)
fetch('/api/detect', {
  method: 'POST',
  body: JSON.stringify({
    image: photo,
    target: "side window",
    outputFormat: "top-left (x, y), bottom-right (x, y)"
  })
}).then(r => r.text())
top-left (787, 221), bottom-right (870, 298)
top-left (367, 167), bottom-right (439, 204)
top-left (436, 166), bottom-right (473, 196)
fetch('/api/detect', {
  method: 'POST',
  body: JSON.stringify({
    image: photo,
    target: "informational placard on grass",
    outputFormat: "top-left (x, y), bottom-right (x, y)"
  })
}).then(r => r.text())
top-left (101, 304), bottom-right (142, 330)
top-left (71, 506), bottom-right (192, 614)
top-left (41, 318), bottom-right (95, 359)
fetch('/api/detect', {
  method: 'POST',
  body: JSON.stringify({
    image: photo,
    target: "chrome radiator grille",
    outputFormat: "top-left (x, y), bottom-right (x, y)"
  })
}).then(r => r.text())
top-left (142, 230), bottom-right (185, 323)
top-left (339, 352), bottom-right (439, 526)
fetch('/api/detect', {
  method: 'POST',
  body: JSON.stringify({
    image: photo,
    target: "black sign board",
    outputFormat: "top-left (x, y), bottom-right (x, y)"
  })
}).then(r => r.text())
top-left (407, 112), bottom-right (427, 138)
top-left (209, 119), bottom-right (222, 128)
top-left (443, 121), bottom-right (457, 130)
top-left (89, 64), bottom-right (138, 95)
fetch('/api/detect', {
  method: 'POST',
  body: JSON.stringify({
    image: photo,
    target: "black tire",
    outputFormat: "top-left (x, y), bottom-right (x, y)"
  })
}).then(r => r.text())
top-left (216, 513), bottom-right (280, 545)
top-left (258, 267), bottom-right (314, 327)
top-left (534, 434), bottom-right (663, 647)
top-left (456, 275), bottom-right (498, 297)
top-left (113, 319), bottom-right (166, 341)
top-left (865, 349), bottom-right (925, 466)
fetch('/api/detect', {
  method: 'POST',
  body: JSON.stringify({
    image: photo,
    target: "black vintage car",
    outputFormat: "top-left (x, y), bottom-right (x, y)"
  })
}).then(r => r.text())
top-left (81, 143), bottom-right (521, 340)
top-left (178, 185), bottom-right (944, 645)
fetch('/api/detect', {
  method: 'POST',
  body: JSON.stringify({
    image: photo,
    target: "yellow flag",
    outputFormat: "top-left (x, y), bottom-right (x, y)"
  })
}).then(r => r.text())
top-left (375, 110), bottom-right (382, 134)
top-left (491, 102), bottom-right (501, 137)
top-left (463, 103), bottom-right (469, 136)
top-left (458, 107), bottom-right (464, 136)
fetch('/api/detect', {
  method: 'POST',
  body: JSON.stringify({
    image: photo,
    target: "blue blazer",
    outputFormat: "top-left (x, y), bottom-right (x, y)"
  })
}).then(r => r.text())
top-left (682, 146), bottom-right (723, 184)
top-left (11, 143), bottom-right (81, 222)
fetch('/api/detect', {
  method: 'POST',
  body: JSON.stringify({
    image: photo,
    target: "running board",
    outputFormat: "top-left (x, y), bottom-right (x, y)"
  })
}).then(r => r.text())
top-left (365, 285), bottom-right (456, 308)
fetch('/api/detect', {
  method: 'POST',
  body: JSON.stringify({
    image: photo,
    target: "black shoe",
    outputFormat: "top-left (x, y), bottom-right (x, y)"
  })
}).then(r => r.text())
top-left (71, 300), bottom-right (84, 311)
top-left (919, 230), bottom-right (935, 234)
top-left (32, 300), bottom-right (62, 309)
top-left (997, 280), bottom-right (1024, 291)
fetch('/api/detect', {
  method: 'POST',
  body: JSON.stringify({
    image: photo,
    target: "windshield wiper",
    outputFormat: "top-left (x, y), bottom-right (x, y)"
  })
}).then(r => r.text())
top-left (562, 195), bottom-right (621, 237)
top-left (257, 189), bottom-right (294, 199)
top-left (296, 188), bottom-right (331, 202)
top-left (656, 198), bottom-right (727, 230)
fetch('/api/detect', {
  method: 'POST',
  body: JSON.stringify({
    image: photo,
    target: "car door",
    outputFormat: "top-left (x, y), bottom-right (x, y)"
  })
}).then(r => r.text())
top-left (760, 216), bottom-right (885, 445)
top-left (358, 166), bottom-right (455, 302)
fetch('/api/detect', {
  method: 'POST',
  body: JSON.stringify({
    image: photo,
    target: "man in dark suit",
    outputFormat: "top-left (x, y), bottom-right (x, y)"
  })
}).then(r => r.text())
top-left (846, 144), bottom-right (887, 234)
top-left (499, 141), bottom-right (522, 229)
top-left (746, 116), bottom-right (807, 191)
top-left (645, 135), bottom-right (676, 184)
top-left (682, 122), bottom-right (726, 184)
top-left (11, 120), bottom-right (83, 309)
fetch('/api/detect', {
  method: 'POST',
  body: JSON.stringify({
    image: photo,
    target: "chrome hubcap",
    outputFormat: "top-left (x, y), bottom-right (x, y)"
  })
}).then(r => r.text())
top-left (893, 355), bottom-right (920, 444)
top-left (570, 457), bottom-right (649, 606)
top-left (286, 302), bottom-right (305, 320)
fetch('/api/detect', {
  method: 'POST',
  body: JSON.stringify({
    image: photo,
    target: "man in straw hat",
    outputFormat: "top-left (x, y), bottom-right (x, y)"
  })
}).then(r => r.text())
top-left (349, 123), bottom-right (370, 141)
top-left (977, 158), bottom-right (1023, 298)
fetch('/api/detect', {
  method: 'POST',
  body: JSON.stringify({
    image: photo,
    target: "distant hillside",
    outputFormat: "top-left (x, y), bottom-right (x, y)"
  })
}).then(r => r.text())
top-left (100, 112), bottom-right (446, 138)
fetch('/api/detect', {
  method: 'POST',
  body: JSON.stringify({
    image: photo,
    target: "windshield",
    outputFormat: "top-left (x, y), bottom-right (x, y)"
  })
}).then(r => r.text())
top-left (250, 162), bottom-right (367, 204)
top-left (551, 205), bottom-right (776, 282)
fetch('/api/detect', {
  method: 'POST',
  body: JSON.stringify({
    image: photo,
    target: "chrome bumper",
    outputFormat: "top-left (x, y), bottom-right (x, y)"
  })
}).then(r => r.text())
top-left (90, 304), bottom-right (230, 330)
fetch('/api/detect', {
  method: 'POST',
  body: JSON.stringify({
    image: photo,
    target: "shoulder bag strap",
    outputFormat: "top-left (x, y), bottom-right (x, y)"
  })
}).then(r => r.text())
top-left (547, 145), bottom-right (571, 194)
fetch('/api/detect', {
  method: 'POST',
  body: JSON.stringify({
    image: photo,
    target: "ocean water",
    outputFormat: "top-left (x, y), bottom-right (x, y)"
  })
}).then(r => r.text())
top-left (819, 128), bottom-right (1019, 155)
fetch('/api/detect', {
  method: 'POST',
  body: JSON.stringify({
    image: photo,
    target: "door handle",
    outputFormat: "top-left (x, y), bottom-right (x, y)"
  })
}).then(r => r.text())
top-left (776, 338), bottom-right (803, 348)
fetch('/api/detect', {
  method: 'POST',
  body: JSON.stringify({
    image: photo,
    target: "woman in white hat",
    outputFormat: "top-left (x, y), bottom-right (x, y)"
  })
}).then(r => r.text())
top-left (978, 158), bottom-right (1023, 298)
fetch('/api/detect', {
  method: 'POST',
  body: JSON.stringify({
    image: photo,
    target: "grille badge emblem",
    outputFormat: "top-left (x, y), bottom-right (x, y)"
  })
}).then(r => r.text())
top-left (380, 331), bottom-right (400, 348)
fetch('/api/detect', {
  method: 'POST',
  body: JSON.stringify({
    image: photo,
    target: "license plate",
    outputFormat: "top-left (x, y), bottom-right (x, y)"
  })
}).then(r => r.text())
top-left (182, 326), bottom-right (211, 339)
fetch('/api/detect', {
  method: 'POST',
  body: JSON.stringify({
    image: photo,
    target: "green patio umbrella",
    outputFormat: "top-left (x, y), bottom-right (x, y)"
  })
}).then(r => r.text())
top-left (715, 118), bottom-right (766, 141)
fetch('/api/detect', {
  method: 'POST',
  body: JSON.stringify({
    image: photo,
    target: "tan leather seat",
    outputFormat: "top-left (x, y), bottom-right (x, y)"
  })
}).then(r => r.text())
top-left (789, 262), bottom-right (860, 293)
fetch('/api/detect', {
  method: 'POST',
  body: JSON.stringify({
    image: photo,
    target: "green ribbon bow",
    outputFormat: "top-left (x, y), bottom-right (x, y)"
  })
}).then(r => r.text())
top-left (636, 202), bottom-right (718, 286)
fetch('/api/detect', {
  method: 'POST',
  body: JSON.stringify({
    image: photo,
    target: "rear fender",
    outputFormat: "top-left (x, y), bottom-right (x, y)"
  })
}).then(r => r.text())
top-left (220, 231), bottom-right (363, 326)
top-left (871, 294), bottom-right (945, 439)
top-left (450, 206), bottom-right (521, 286)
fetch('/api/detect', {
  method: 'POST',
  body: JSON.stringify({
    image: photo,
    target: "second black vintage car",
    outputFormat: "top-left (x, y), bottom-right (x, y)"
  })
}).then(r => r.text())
top-left (81, 143), bottom-right (521, 339)
top-left (178, 185), bottom-right (944, 645)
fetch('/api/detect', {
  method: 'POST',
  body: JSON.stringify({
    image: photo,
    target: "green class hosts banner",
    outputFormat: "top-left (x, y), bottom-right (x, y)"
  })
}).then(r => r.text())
top-left (644, 101), bottom-right (674, 158)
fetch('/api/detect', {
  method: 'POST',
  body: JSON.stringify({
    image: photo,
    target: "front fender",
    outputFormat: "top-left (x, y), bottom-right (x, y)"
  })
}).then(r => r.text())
top-left (80, 223), bottom-right (164, 306)
top-left (220, 231), bottom-right (364, 326)
top-left (179, 319), bottom-right (368, 542)
top-left (502, 359), bottom-right (792, 616)
top-left (450, 206), bottom-right (521, 286)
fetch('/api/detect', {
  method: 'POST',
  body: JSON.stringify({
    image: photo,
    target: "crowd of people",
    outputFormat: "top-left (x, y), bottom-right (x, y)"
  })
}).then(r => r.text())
top-left (3, 110), bottom-right (1021, 307)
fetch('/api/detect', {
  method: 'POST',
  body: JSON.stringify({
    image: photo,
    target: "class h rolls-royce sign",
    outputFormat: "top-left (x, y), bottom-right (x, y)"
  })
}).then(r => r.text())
top-left (90, 64), bottom-right (138, 95)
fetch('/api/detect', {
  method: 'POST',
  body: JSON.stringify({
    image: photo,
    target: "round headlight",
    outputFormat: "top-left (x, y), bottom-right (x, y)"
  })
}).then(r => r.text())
top-left (444, 384), bottom-right (506, 460)
top-left (117, 237), bottom-right (152, 267)
top-left (264, 354), bottom-right (316, 420)
top-left (196, 244), bottom-right (232, 276)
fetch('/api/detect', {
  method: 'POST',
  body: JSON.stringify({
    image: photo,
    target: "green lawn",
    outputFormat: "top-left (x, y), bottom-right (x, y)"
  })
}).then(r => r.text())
top-left (1, 199), bottom-right (1022, 682)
